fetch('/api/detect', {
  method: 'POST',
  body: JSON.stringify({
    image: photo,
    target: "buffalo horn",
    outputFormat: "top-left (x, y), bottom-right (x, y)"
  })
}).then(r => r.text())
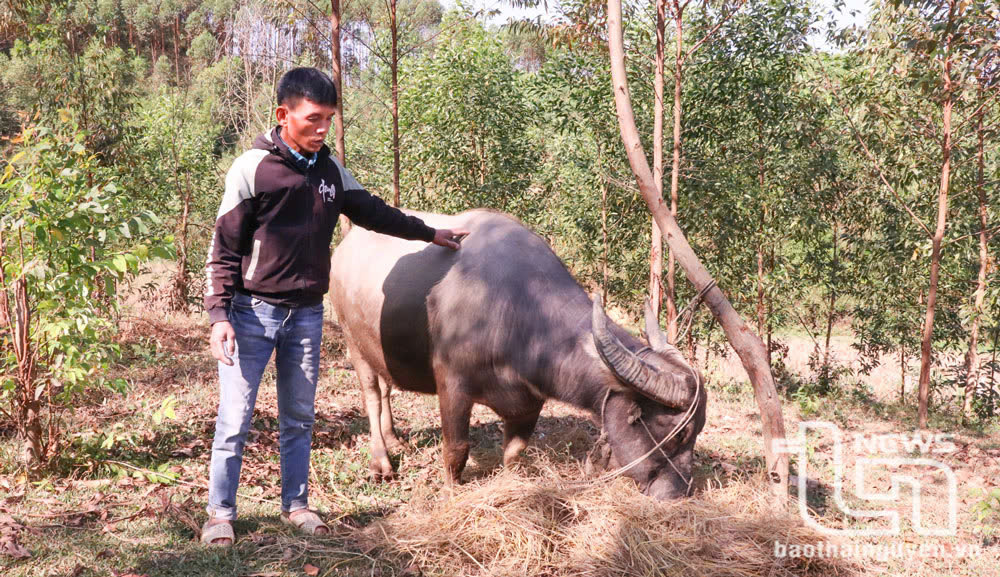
top-left (643, 297), bottom-right (670, 353)
top-left (592, 294), bottom-right (692, 409)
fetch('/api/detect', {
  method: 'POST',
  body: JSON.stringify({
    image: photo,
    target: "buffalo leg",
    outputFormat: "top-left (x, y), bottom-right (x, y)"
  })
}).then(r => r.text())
top-left (350, 348), bottom-right (394, 480)
top-left (436, 371), bottom-right (473, 485)
top-left (377, 376), bottom-right (405, 451)
top-left (502, 405), bottom-right (542, 467)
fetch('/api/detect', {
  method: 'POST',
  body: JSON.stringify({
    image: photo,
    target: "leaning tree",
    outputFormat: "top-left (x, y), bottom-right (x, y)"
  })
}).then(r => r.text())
top-left (607, 0), bottom-right (788, 499)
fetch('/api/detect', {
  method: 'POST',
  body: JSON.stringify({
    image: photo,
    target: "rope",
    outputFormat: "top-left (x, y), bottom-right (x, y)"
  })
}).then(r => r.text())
top-left (677, 279), bottom-right (716, 342)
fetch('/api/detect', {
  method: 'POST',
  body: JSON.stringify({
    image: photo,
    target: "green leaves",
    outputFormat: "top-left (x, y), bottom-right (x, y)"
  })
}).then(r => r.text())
top-left (1, 118), bottom-right (171, 466)
top-left (970, 487), bottom-right (1000, 524)
top-left (397, 15), bottom-right (538, 214)
top-left (112, 254), bottom-right (130, 273)
top-left (840, 0), bottom-right (1000, 370)
top-left (151, 396), bottom-right (178, 425)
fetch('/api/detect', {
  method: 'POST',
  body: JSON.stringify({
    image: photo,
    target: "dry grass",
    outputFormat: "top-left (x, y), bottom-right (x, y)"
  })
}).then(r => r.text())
top-left (360, 455), bottom-right (855, 577)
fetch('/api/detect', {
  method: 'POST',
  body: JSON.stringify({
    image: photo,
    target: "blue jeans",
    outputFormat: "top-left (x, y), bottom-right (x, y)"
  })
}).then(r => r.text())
top-left (207, 291), bottom-right (324, 520)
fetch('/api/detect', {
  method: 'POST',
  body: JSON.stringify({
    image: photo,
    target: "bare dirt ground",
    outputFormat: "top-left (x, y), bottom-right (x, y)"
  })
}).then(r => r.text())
top-left (1, 293), bottom-right (998, 576)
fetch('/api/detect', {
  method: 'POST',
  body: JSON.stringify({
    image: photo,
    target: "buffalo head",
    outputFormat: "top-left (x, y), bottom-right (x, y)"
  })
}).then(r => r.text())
top-left (591, 295), bottom-right (707, 499)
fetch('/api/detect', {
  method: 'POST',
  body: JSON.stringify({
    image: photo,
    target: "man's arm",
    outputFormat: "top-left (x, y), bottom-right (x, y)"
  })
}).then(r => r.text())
top-left (342, 188), bottom-right (468, 249)
top-left (341, 187), bottom-right (437, 242)
top-left (331, 159), bottom-right (436, 241)
top-left (205, 150), bottom-right (267, 364)
top-left (335, 161), bottom-right (468, 248)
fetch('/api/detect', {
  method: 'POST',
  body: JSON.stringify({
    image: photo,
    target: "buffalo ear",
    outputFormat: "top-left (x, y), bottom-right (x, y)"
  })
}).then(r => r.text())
top-left (643, 297), bottom-right (669, 352)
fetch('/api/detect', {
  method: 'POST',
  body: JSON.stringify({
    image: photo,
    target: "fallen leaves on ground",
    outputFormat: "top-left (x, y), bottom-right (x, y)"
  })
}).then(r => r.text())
top-left (0, 514), bottom-right (30, 559)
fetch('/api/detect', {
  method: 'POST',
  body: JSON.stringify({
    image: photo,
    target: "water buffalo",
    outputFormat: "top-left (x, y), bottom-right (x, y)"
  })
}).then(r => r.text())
top-left (329, 209), bottom-right (706, 499)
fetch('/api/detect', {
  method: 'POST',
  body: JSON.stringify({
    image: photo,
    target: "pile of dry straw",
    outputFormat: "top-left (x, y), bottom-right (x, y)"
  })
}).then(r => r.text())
top-left (360, 453), bottom-right (856, 577)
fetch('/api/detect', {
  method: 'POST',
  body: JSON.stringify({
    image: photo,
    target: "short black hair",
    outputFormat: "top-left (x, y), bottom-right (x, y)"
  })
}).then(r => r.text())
top-left (276, 67), bottom-right (338, 108)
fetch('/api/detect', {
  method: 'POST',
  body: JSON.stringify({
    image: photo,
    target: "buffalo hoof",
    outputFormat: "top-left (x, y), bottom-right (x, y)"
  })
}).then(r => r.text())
top-left (384, 434), bottom-right (408, 453)
top-left (369, 455), bottom-right (395, 481)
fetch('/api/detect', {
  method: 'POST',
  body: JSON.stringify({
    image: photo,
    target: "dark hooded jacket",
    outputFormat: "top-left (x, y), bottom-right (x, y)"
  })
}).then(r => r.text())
top-left (204, 127), bottom-right (436, 324)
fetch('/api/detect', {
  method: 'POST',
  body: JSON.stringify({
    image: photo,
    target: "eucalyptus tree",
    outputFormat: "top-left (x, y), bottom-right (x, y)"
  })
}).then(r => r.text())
top-left (396, 15), bottom-right (537, 215)
top-left (788, 61), bottom-right (872, 387)
top-left (130, 88), bottom-right (223, 309)
top-left (0, 123), bottom-right (168, 469)
top-left (1, 6), bottom-right (146, 160)
top-left (607, 0), bottom-right (789, 500)
top-left (951, 7), bottom-right (999, 423)
top-left (962, 63), bottom-right (998, 422)
top-left (653, 0), bottom-right (745, 344)
top-left (527, 43), bottom-right (652, 302)
top-left (512, 0), bottom-right (708, 308)
top-left (677, 0), bottom-right (816, 367)
top-left (846, 0), bottom-right (999, 427)
top-left (331, 0), bottom-right (346, 165)
top-left (340, 0), bottom-right (443, 205)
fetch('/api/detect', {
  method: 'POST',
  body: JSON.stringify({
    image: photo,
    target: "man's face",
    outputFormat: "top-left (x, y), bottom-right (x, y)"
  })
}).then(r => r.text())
top-left (276, 97), bottom-right (336, 155)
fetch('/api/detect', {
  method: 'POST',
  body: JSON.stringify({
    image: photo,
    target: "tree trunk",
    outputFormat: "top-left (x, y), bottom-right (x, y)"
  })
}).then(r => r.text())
top-left (172, 185), bottom-right (191, 310)
top-left (330, 0), bottom-right (351, 233)
top-left (330, 0), bottom-right (345, 163)
top-left (766, 284), bottom-right (773, 364)
top-left (990, 323), bottom-right (999, 419)
top-left (703, 317), bottom-right (716, 371)
top-left (917, 57), bottom-right (953, 430)
top-left (665, 0), bottom-right (684, 343)
top-left (767, 246), bottom-right (774, 363)
top-left (687, 324), bottom-right (695, 364)
top-left (756, 244), bottom-right (765, 335)
top-left (901, 347), bottom-right (906, 402)
top-left (607, 0), bottom-right (788, 500)
top-left (602, 180), bottom-right (609, 304)
top-left (174, 13), bottom-right (181, 82)
top-left (390, 0), bottom-right (401, 207)
top-left (11, 273), bottom-right (42, 465)
top-left (601, 147), bottom-right (609, 304)
top-left (21, 399), bottom-right (43, 466)
top-left (963, 77), bottom-right (989, 424)
top-left (480, 142), bottom-right (487, 187)
top-left (649, 0), bottom-right (666, 324)
top-left (756, 148), bottom-right (767, 366)
top-left (1, 232), bottom-right (45, 466)
top-left (168, 119), bottom-right (190, 310)
top-left (823, 220), bottom-right (838, 370)
top-left (243, 54), bottom-right (252, 131)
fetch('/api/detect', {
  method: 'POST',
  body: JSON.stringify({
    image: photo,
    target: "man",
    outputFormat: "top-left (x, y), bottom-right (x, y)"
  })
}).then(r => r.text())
top-left (201, 67), bottom-right (467, 546)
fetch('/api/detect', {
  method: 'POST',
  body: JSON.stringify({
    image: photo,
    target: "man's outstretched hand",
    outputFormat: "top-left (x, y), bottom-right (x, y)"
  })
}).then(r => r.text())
top-left (210, 320), bottom-right (236, 366)
top-left (432, 228), bottom-right (470, 251)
